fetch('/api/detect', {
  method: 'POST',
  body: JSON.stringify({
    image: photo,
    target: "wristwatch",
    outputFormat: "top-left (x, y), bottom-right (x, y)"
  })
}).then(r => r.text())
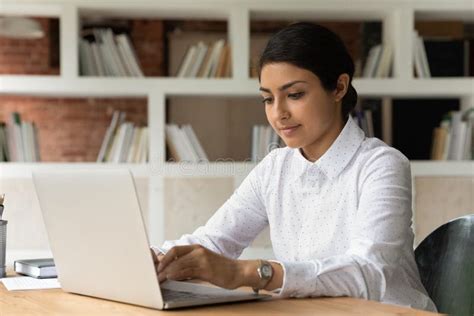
top-left (252, 260), bottom-right (273, 294)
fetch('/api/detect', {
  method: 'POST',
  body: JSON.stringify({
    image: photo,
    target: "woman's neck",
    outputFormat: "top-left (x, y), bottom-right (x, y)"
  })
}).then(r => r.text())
top-left (300, 116), bottom-right (346, 162)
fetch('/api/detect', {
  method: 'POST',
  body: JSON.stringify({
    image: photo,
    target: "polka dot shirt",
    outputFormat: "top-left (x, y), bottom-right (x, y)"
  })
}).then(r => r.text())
top-left (160, 116), bottom-right (437, 312)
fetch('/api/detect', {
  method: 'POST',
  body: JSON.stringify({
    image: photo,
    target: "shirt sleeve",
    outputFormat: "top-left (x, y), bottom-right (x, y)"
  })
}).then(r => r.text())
top-left (273, 149), bottom-right (413, 300)
top-left (157, 153), bottom-right (274, 259)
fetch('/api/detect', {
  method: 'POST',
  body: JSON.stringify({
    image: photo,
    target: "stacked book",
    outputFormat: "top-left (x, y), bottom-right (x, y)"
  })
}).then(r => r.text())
top-left (176, 39), bottom-right (231, 78)
top-left (251, 125), bottom-right (280, 162)
top-left (362, 43), bottom-right (393, 78)
top-left (97, 111), bottom-right (148, 163)
top-left (165, 124), bottom-right (208, 162)
top-left (15, 258), bottom-right (56, 279)
top-left (352, 110), bottom-right (375, 138)
top-left (0, 112), bottom-right (40, 162)
top-left (431, 109), bottom-right (474, 160)
top-left (413, 30), bottom-right (431, 78)
top-left (79, 28), bottom-right (144, 77)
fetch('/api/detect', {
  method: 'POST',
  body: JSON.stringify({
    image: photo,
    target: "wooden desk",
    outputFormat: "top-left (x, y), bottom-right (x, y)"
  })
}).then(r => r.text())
top-left (0, 277), bottom-right (439, 315)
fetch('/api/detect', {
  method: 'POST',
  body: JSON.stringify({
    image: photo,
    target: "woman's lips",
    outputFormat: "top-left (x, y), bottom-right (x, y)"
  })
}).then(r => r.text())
top-left (280, 125), bottom-right (301, 137)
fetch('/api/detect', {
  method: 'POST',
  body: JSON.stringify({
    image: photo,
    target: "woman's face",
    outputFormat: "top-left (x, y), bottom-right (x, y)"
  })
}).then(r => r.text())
top-left (259, 62), bottom-right (347, 161)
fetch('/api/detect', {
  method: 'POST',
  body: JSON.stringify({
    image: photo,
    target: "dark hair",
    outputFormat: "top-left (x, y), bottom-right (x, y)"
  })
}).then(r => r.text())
top-left (258, 22), bottom-right (358, 119)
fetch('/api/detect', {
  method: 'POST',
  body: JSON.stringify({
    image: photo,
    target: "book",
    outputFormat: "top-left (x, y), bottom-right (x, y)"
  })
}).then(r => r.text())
top-left (374, 43), bottom-right (392, 77)
top-left (32, 122), bottom-right (41, 162)
top-left (135, 127), bottom-right (148, 163)
top-left (126, 126), bottom-right (141, 163)
top-left (362, 44), bottom-right (382, 78)
top-left (413, 32), bottom-right (424, 78)
top-left (430, 110), bottom-right (473, 161)
top-left (165, 124), bottom-right (207, 162)
top-left (419, 37), bottom-right (431, 78)
top-left (116, 34), bottom-right (144, 77)
top-left (215, 44), bottom-right (229, 78)
top-left (176, 45), bottom-right (197, 77)
top-left (165, 125), bottom-right (182, 161)
top-left (197, 44), bottom-right (214, 77)
top-left (0, 123), bottom-right (9, 162)
top-left (14, 258), bottom-right (56, 279)
top-left (188, 41), bottom-right (208, 77)
top-left (415, 32), bottom-right (431, 78)
top-left (80, 28), bottom-right (143, 77)
top-left (208, 39), bottom-right (225, 77)
top-left (430, 127), bottom-right (448, 160)
top-left (90, 42), bottom-right (106, 76)
top-left (97, 111), bottom-right (120, 162)
top-left (182, 125), bottom-right (208, 161)
top-left (448, 111), bottom-right (466, 160)
top-left (10, 112), bottom-right (24, 162)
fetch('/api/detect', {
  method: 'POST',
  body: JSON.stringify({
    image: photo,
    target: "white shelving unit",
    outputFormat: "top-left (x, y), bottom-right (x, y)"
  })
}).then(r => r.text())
top-left (0, 0), bottom-right (473, 248)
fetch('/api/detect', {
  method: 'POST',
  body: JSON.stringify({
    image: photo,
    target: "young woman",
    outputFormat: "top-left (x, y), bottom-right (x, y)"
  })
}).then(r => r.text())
top-left (152, 22), bottom-right (436, 312)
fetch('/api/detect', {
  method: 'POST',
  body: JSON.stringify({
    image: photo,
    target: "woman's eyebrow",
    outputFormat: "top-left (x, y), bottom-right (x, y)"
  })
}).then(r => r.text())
top-left (259, 80), bottom-right (308, 93)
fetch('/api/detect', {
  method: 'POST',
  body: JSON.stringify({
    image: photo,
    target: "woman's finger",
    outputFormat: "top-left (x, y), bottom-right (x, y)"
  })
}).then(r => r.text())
top-left (157, 245), bottom-right (199, 273)
top-left (164, 267), bottom-right (199, 281)
top-left (158, 250), bottom-right (202, 281)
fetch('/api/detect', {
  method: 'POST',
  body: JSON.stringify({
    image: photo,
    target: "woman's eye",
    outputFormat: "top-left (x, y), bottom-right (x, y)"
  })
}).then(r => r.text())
top-left (288, 92), bottom-right (304, 100)
top-left (261, 97), bottom-right (273, 104)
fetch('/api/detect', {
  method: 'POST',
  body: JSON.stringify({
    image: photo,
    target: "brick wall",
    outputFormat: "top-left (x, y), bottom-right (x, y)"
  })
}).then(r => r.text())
top-left (130, 20), bottom-right (165, 76)
top-left (0, 17), bottom-right (60, 75)
top-left (0, 96), bottom-right (147, 162)
top-left (0, 17), bottom-right (165, 161)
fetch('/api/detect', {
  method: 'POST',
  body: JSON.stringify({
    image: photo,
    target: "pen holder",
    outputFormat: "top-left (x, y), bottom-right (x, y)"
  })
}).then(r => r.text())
top-left (0, 220), bottom-right (6, 278)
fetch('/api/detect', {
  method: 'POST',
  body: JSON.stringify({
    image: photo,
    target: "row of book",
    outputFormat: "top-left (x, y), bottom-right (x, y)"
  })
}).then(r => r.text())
top-left (97, 111), bottom-right (148, 163)
top-left (431, 109), bottom-right (474, 161)
top-left (166, 124), bottom-right (208, 162)
top-left (414, 34), bottom-right (472, 78)
top-left (362, 44), bottom-right (393, 78)
top-left (0, 112), bottom-right (40, 162)
top-left (79, 28), bottom-right (144, 77)
top-left (176, 39), bottom-right (231, 78)
top-left (251, 125), bottom-right (281, 162)
top-left (413, 31), bottom-right (431, 78)
top-left (356, 31), bottom-right (471, 79)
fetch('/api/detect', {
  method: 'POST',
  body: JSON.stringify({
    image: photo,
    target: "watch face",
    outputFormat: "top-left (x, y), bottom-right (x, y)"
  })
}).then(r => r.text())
top-left (262, 264), bottom-right (272, 278)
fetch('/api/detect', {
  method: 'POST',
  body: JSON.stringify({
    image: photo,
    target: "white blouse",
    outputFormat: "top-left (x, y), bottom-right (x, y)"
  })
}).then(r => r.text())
top-left (158, 116), bottom-right (437, 312)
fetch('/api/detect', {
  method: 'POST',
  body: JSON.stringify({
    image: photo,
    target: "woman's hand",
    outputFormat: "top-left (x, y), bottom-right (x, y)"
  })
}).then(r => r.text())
top-left (156, 244), bottom-right (244, 289)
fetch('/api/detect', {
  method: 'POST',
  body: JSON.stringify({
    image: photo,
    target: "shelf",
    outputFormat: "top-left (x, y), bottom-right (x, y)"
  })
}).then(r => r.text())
top-left (161, 161), bottom-right (473, 178)
top-left (1, 77), bottom-right (473, 97)
top-left (353, 78), bottom-right (474, 97)
top-left (0, 161), bottom-right (472, 179)
top-left (0, 162), bottom-right (151, 179)
top-left (0, 161), bottom-right (256, 178)
top-left (2, 0), bottom-right (473, 248)
top-left (410, 161), bottom-right (474, 176)
top-left (161, 162), bottom-right (256, 177)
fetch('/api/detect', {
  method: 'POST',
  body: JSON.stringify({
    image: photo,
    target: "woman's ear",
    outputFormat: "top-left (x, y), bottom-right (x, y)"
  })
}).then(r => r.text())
top-left (333, 73), bottom-right (350, 102)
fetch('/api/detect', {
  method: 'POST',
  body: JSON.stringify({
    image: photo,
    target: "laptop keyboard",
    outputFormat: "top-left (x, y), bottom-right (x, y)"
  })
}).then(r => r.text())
top-left (161, 288), bottom-right (228, 302)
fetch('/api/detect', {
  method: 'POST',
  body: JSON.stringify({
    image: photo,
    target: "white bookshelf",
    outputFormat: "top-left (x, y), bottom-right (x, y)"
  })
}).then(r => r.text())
top-left (0, 0), bottom-right (473, 248)
top-left (1, 77), bottom-right (473, 97)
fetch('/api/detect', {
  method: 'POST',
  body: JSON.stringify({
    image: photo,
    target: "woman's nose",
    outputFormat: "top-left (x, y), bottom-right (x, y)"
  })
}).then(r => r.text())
top-left (273, 99), bottom-right (289, 120)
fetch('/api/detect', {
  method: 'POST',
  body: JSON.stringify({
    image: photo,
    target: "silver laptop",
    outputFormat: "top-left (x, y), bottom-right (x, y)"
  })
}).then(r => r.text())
top-left (32, 169), bottom-right (270, 310)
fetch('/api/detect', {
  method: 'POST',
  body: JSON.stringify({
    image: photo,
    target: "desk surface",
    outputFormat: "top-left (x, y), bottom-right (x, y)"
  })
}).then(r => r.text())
top-left (0, 278), bottom-right (439, 315)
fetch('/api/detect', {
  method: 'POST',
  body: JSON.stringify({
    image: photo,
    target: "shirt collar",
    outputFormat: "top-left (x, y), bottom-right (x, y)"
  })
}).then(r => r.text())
top-left (292, 115), bottom-right (365, 181)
